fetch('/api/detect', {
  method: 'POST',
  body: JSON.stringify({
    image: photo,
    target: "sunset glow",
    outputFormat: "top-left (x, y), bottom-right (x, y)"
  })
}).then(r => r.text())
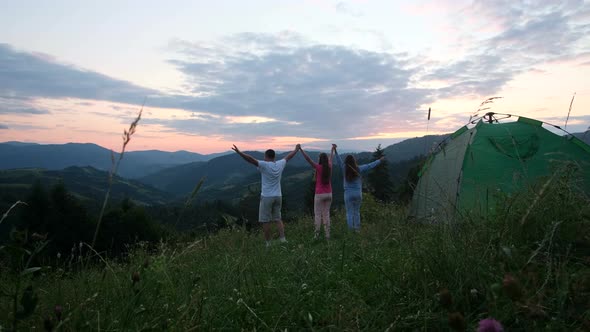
top-left (1, 1), bottom-right (589, 153)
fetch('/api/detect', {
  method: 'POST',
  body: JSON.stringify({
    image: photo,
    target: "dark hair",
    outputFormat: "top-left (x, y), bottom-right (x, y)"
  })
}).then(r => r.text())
top-left (318, 153), bottom-right (331, 185)
top-left (265, 149), bottom-right (275, 159)
top-left (344, 155), bottom-right (359, 181)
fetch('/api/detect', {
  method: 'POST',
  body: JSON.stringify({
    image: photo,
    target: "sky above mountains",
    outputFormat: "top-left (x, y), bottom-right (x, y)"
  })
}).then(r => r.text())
top-left (1, 0), bottom-right (589, 153)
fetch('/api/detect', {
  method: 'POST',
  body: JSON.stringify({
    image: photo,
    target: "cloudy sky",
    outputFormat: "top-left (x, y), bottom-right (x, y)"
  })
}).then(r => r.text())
top-left (1, 0), bottom-right (589, 153)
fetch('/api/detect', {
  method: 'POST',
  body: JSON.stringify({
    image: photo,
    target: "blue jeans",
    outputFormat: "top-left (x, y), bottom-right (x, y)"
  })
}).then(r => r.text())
top-left (344, 190), bottom-right (362, 230)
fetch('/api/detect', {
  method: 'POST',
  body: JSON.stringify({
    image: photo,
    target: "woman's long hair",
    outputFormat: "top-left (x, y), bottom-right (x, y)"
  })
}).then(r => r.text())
top-left (318, 153), bottom-right (331, 184)
top-left (344, 155), bottom-right (359, 181)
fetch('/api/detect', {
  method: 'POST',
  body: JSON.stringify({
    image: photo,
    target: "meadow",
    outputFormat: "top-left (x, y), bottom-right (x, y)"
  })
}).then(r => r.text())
top-left (2, 181), bottom-right (589, 331)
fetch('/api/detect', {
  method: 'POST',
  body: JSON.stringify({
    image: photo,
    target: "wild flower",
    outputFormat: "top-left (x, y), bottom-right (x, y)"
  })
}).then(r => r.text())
top-left (438, 288), bottom-right (453, 309)
top-left (448, 312), bottom-right (465, 331)
top-left (477, 318), bottom-right (503, 332)
top-left (502, 274), bottom-right (522, 301)
top-left (54, 305), bottom-right (63, 321)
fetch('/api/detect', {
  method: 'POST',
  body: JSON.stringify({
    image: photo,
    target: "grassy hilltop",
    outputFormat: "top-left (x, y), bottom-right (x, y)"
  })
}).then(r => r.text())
top-left (1, 184), bottom-right (589, 331)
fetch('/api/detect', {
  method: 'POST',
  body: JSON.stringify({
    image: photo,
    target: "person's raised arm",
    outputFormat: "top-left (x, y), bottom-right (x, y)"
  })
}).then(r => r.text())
top-left (333, 144), bottom-right (344, 172)
top-left (232, 144), bottom-right (259, 167)
top-left (359, 156), bottom-right (384, 173)
top-left (299, 146), bottom-right (315, 167)
top-left (330, 144), bottom-right (336, 164)
top-left (284, 144), bottom-right (300, 162)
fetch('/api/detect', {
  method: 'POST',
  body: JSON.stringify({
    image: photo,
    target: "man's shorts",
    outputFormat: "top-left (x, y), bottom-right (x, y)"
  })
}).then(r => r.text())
top-left (259, 196), bottom-right (282, 222)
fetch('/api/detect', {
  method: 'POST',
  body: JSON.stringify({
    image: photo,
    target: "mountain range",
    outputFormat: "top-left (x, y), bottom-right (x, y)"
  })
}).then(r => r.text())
top-left (0, 166), bottom-right (171, 206)
top-left (0, 142), bottom-right (230, 178)
top-left (0, 135), bottom-right (443, 209)
top-left (2, 131), bottom-right (588, 208)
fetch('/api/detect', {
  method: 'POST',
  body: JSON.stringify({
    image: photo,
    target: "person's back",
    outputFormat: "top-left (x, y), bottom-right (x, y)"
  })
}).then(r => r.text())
top-left (231, 144), bottom-right (299, 246)
top-left (299, 147), bottom-right (334, 239)
top-left (333, 147), bottom-right (383, 231)
top-left (342, 172), bottom-right (362, 191)
top-left (335, 150), bottom-right (381, 192)
top-left (258, 159), bottom-right (287, 197)
top-left (313, 162), bottom-right (332, 194)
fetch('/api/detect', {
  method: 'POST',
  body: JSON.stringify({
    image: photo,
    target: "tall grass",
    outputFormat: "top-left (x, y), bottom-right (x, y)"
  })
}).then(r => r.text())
top-left (564, 92), bottom-right (576, 131)
top-left (91, 104), bottom-right (144, 248)
top-left (2, 181), bottom-right (589, 330)
top-left (174, 176), bottom-right (206, 229)
top-left (0, 201), bottom-right (27, 226)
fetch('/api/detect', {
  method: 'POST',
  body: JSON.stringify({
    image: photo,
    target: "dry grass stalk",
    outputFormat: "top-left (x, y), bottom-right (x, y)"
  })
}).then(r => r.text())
top-left (564, 92), bottom-right (576, 131)
top-left (471, 96), bottom-right (502, 119)
top-left (175, 176), bottom-right (206, 228)
top-left (519, 171), bottom-right (558, 226)
top-left (0, 200), bottom-right (27, 226)
top-left (92, 102), bottom-right (144, 248)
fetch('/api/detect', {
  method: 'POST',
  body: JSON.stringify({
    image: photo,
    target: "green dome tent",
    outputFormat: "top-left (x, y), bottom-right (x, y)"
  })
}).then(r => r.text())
top-left (409, 113), bottom-right (590, 222)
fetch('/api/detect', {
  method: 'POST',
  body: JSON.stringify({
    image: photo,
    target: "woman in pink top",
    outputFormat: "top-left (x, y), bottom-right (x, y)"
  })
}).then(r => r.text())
top-left (300, 144), bottom-right (335, 239)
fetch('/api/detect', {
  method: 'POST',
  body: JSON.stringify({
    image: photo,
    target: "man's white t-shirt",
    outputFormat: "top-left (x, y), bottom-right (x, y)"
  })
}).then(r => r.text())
top-left (258, 159), bottom-right (287, 197)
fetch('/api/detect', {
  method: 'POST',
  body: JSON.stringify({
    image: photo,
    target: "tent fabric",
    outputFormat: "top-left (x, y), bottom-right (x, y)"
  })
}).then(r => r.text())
top-left (410, 116), bottom-right (590, 222)
top-left (409, 126), bottom-right (475, 221)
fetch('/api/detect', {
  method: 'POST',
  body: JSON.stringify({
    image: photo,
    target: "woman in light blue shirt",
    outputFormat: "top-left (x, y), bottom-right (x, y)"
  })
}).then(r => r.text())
top-left (333, 144), bottom-right (384, 231)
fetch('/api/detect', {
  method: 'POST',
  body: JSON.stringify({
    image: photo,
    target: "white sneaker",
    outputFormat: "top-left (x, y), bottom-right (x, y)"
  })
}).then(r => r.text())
top-left (279, 237), bottom-right (288, 243)
top-left (265, 241), bottom-right (271, 247)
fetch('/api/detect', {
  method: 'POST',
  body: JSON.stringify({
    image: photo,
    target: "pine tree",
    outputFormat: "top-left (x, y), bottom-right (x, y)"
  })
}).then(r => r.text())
top-left (367, 144), bottom-right (394, 202)
top-left (22, 180), bottom-right (50, 231)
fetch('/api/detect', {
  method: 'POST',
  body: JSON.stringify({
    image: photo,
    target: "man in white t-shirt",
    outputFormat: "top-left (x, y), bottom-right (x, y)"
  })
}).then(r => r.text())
top-left (232, 144), bottom-right (300, 246)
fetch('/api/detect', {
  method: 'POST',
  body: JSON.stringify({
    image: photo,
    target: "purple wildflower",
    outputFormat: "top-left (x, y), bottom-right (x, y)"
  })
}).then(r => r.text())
top-left (477, 318), bottom-right (503, 332)
top-left (502, 274), bottom-right (522, 300)
top-left (54, 305), bottom-right (63, 321)
top-left (438, 288), bottom-right (453, 309)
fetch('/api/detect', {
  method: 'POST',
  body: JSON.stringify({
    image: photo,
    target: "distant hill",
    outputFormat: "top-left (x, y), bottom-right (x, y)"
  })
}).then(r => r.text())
top-left (382, 135), bottom-right (449, 162)
top-left (0, 135), bottom-right (443, 207)
top-left (573, 132), bottom-right (590, 145)
top-left (0, 166), bottom-right (171, 206)
top-left (138, 135), bottom-right (444, 199)
top-left (1, 141), bottom-right (38, 146)
top-left (139, 151), bottom-right (315, 195)
top-left (0, 142), bottom-right (230, 178)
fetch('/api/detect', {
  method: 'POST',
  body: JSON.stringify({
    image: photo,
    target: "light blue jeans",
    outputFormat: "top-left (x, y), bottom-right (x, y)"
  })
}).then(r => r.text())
top-left (344, 190), bottom-right (362, 230)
